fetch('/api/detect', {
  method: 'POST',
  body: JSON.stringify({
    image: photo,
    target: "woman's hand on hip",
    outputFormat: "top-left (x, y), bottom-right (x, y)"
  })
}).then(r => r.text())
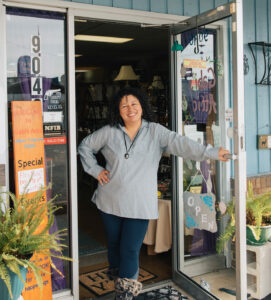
top-left (97, 169), bottom-right (110, 185)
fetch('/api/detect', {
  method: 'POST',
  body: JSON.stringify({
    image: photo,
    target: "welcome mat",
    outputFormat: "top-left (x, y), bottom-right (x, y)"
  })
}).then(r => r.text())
top-left (136, 285), bottom-right (189, 299)
top-left (79, 267), bottom-right (157, 296)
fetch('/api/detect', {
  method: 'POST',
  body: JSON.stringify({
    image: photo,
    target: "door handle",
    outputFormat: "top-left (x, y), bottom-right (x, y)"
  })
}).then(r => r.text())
top-left (223, 153), bottom-right (238, 160)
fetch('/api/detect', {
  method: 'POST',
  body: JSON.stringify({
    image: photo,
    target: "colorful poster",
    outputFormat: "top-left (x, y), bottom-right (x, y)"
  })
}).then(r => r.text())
top-left (11, 101), bottom-right (52, 300)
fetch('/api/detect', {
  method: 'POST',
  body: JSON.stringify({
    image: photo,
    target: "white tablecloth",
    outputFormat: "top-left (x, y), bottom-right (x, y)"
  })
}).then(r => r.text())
top-left (143, 199), bottom-right (172, 253)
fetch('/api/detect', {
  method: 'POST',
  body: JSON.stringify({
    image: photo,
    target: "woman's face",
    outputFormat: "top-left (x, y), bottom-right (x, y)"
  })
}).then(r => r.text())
top-left (119, 94), bottom-right (143, 126)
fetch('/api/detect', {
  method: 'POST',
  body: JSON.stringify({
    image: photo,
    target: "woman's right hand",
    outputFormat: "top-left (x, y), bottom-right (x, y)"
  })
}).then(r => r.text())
top-left (97, 169), bottom-right (110, 186)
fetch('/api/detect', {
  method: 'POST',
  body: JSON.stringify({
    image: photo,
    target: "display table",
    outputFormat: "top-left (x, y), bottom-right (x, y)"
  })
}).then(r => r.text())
top-left (143, 199), bottom-right (172, 254)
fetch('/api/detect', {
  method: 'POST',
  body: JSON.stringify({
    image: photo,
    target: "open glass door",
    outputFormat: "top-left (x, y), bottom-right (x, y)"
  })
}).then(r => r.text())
top-left (170, 2), bottom-right (246, 300)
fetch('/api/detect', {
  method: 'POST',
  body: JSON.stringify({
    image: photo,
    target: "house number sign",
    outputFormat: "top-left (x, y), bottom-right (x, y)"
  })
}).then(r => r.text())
top-left (31, 34), bottom-right (43, 101)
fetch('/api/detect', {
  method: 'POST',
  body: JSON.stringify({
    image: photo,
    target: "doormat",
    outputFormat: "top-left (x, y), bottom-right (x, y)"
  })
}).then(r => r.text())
top-left (79, 267), bottom-right (157, 296)
top-left (136, 285), bottom-right (189, 299)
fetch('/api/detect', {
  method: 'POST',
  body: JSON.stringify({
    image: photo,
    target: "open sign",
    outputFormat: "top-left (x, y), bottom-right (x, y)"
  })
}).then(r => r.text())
top-left (183, 191), bottom-right (217, 233)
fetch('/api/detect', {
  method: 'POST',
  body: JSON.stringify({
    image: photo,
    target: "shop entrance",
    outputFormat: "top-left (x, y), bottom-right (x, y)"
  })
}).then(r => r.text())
top-left (74, 19), bottom-right (173, 299)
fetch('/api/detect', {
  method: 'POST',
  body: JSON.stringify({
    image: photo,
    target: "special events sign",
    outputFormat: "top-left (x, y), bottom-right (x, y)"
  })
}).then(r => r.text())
top-left (11, 101), bottom-right (52, 300)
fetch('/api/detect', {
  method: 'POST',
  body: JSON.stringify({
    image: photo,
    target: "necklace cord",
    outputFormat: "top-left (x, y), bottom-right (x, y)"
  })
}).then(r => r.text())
top-left (123, 129), bottom-right (141, 157)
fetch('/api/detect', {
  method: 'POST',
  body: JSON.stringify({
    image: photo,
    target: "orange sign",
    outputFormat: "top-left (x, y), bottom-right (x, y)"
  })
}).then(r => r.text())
top-left (183, 58), bottom-right (207, 69)
top-left (11, 101), bottom-right (52, 300)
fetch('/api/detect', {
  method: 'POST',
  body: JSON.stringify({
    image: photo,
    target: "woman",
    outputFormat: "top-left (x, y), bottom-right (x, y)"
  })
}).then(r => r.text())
top-left (78, 87), bottom-right (229, 300)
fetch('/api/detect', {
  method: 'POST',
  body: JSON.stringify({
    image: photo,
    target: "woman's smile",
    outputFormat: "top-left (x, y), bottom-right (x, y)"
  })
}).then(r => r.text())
top-left (119, 95), bottom-right (143, 126)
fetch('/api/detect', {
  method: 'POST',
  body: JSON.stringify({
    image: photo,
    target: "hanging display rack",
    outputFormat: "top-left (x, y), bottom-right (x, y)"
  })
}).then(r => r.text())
top-left (248, 41), bottom-right (271, 85)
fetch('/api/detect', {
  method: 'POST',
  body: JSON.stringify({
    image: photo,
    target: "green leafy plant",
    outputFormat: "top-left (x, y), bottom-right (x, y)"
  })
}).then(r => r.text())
top-left (216, 181), bottom-right (271, 253)
top-left (0, 187), bottom-right (72, 299)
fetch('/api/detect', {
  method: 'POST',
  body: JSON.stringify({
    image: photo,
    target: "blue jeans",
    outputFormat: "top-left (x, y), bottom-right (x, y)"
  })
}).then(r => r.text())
top-left (100, 211), bottom-right (149, 279)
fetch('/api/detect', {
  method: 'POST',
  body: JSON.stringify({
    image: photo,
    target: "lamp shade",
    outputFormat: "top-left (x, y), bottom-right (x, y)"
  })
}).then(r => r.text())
top-left (114, 65), bottom-right (139, 81)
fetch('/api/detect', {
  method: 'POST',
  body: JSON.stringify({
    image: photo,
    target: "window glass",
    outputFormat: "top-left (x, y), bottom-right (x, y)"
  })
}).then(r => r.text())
top-left (6, 7), bottom-right (70, 292)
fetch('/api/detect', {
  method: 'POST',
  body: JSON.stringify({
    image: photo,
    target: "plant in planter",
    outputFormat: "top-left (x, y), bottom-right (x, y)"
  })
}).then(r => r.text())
top-left (0, 187), bottom-right (72, 299)
top-left (216, 181), bottom-right (271, 253)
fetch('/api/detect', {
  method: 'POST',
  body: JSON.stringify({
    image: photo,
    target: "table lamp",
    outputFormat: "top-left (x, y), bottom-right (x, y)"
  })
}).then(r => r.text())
top-left (114, 65), bottom-right (139, 86)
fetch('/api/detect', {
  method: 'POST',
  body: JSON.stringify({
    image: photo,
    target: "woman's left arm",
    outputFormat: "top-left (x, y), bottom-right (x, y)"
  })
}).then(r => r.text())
top-left (158, 124), bottom-right (229, 162)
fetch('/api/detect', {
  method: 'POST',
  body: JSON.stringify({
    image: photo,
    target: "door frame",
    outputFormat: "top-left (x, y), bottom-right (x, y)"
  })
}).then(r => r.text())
top-left (0, 2), bottom-right (9, 196)
top-left (170, 1), bottom-right (246, 300)
top-left (0, 1), bottom-right (188, 299)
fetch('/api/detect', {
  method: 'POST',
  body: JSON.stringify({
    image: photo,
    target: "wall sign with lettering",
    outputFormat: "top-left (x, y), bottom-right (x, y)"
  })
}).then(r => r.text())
top-left (183, 191), bottom-right (217, 233)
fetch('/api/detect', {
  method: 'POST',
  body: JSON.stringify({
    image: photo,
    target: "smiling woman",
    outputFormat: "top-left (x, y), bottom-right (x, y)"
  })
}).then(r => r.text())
top-left (78, 86), bottom-right (228, 300)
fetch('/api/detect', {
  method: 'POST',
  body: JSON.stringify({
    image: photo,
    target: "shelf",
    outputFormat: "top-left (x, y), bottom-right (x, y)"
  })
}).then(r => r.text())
top-left (248, 42), bottom-right (271, 85)
top-left (248, 42), bottom-right (271, 48)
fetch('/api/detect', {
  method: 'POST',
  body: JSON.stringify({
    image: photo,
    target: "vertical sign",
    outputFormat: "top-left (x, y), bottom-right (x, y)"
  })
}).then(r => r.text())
top-left (31, 34), bottom-right (43, 101)
top-left (11, 101), bottom-right (52, 300)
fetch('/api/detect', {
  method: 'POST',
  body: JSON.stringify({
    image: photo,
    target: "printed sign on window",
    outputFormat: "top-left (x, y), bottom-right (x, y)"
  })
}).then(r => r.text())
top-left (11, 101), bottom-right (52, 300)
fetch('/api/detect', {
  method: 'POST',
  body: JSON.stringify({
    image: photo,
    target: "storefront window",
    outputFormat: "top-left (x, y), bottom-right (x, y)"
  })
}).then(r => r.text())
top-left (6, 7), bottom-right (70, 292)
top-left (180, 28), bottom-right (219, 258)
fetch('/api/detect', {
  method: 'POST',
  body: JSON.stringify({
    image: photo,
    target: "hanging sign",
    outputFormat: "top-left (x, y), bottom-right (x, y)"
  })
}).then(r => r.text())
top-left (11, 101), bottom-right (52, 300)
top-left (183, 191), bottom-right (217, 233)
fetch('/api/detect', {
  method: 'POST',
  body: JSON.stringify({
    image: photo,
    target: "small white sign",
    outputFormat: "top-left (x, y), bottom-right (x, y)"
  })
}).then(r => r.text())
top-left (43, 111), bottom-right (62, 123)
top-left (268, 136), bottom-right (271, 148)
top-left (18, 168), bottom-right (44, 195)
top-left (225, 108), bottom-right (233, 122)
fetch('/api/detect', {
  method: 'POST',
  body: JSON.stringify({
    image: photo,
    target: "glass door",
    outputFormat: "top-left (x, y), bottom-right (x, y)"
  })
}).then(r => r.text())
top-left (170, 2), bottom-right (246, 300)
top-left (5, 6), bottom-right (73, 298)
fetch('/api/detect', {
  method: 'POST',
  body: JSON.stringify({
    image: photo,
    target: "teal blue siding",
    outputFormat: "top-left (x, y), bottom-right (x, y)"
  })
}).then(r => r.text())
top-left (184, 0), bottom-right (199, 16)
top-left (68, 0), bottom-right (230, 14)
top-left (72, 0), bottom-right (92, 3)
top-left (244, 0), bottom-right (258, 175)
top-left (255, 0), bottom-right (270, 173)
top-left (168, 0), bottom-right (183, 15)
top-left (113, 0), bottom-right (132, 9)
top-left (199, 0), bottom-right (214, 13)
top-left (93, 0), bottom-right (113, 6)
top-left (215, 0), bottom-right (229, 6)
top-left (132, 0), bottom-right (150, 11)
top-left (66, 0), bottom-right (271, 176)
top-left (150, 0), bottom-right (167, 13)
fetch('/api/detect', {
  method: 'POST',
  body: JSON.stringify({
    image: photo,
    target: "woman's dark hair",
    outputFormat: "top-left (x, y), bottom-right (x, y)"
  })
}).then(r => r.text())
top-left (109, 87), bottom-right (153, 127)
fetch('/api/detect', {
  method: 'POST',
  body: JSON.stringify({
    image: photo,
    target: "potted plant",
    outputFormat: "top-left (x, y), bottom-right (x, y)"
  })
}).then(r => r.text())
top-left (0, 187), bottom-right (72, 299)
top-left (217, 181), bottom-right (271, 253)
